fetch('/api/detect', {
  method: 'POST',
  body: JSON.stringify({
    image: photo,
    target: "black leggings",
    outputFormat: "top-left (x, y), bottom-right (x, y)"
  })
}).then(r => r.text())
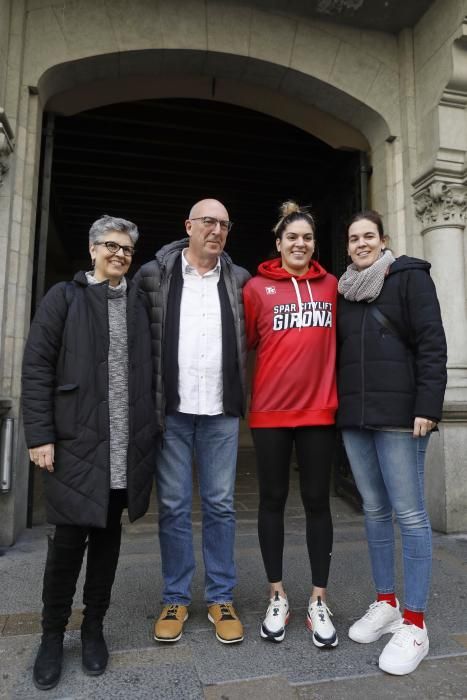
top-left (252, 426), bottom-right (335, 588)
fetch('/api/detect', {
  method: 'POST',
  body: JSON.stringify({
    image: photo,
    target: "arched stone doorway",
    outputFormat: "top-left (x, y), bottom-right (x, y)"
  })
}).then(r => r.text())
top-left (30, 88), bottom-right (369, 523)
top-left (32, 48), bottom-right (384, 299)
top-left (6, 18), bottom-right (399, 539)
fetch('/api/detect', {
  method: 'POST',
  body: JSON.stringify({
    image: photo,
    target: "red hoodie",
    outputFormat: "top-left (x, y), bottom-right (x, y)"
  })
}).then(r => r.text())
top-left (243, 258), bottom-right (337, 428)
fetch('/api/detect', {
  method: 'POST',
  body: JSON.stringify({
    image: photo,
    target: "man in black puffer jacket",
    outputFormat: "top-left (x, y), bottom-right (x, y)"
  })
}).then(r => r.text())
top-left (134, 199), bottom-right (250, 646)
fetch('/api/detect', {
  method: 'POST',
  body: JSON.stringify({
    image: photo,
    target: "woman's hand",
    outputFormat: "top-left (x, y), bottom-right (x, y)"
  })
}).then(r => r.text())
top-left (29, 444), bottom-right (55, 472)
top-left (413, 417), bottom-right (436, 438)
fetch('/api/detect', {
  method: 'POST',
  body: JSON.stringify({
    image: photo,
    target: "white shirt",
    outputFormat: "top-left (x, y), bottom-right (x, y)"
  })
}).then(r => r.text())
top-left (177, 250), bottom-right (223, 415)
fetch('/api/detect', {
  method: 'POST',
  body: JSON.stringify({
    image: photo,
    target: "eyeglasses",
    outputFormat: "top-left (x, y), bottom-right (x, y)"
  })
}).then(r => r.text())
top-left (94, 240), bottom-right (135, 256)
top-left (190, 216), bottom-right (233, 232)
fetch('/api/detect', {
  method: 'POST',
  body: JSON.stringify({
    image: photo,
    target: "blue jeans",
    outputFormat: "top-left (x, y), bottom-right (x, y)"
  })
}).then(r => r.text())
top-left (342, 429), bottom-right (432, 612)
top-left (155, 412), bottom-right (239, 606)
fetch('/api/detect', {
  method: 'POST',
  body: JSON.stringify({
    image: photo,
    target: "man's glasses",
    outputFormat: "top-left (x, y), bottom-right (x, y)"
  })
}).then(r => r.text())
top-left (94, 241), bottom-right (135, 256)
top-left (190, 216), bottom-right (233, 232)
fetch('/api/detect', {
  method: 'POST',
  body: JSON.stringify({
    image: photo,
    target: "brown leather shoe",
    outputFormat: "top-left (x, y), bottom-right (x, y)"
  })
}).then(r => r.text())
top-left (153, 604), bottom-right (189, 642)
top-left (207, 603), bottom-right (244, 644)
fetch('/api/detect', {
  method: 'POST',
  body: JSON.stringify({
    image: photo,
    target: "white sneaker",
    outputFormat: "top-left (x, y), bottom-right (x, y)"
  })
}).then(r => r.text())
top-left (260, 591), bottom-right (290, 643)
top-left (306, 596), bottom-right (338, 648)
top-left (379, 621), bottom-right (429, 675)
top-left (348, 600), bottom-right (402, 643)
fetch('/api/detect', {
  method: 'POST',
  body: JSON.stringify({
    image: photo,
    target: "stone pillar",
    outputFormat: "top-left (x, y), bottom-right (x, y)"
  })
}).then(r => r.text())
top-left (0, 0), bottom-right (32, 546)
top-left (413, 179), bottom-right (467, 532)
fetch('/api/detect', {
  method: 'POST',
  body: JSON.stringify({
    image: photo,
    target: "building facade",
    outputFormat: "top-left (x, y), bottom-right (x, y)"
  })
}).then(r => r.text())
top-left (0, 0), bottom-right (466, 544)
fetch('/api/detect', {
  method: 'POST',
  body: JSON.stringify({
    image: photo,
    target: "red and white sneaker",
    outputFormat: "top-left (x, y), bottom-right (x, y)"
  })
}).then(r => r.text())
top-left (306, 596), bottom-right (338, 648)
top-left (260, 591), bottom-right (290, 643)
top-left (378, 621), bottom-right (429, 675)
top-left (348, 599), bottom-right (402, 643)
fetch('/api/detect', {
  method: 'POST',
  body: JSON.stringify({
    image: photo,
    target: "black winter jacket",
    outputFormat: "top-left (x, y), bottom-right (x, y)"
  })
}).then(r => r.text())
top-left (21, 271), bottom-right (156, 528)
top-left (133, 239), bottom-right (251, 430)
top-left (337, 256), bottom-right (447, 428)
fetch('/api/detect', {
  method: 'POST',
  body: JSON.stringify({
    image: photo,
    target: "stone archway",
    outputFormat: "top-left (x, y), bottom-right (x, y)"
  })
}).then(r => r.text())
top-left (24, 42), bottom-right (394, 525)
top-left (38, 50), bottom-right (377, 152)
top-left (29, 45), bottom-right (395, 279)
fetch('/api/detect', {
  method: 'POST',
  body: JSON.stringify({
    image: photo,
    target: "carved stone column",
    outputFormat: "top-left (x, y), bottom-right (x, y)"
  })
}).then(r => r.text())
top-left (413, 179), bottom-right (467, 532)
top-left (414, 180), bottom-right (467, 398)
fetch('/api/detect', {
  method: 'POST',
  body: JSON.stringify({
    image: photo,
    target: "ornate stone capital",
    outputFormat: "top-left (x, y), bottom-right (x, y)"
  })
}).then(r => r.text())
top-left (0, 108), bottom-right (15, 187)
top-left (414, 181), bottom-right (467, 230)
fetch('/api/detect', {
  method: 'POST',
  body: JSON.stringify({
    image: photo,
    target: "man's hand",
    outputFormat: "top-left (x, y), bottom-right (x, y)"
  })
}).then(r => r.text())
top-left (29, 444), bottom-right (55, 472)
top-left (413, 417), bottom-right (436, 438)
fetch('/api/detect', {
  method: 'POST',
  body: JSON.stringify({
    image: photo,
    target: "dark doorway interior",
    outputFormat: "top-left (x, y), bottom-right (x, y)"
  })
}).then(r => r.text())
top-left (42, 98), bottom-right (362, 287)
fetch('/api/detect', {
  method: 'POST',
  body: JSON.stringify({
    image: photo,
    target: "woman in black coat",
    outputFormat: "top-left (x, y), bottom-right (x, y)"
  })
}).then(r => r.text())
top-left (22, 215), bottom-right (155, 691)
top-left (337, 210), bottom-right (447, 677)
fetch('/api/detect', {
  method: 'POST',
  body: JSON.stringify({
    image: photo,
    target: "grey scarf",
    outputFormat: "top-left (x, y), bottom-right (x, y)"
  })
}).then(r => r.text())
top-left (338, 249), bottom-right (396, 302)
top-left (85, 272), bottom-right (127, 296)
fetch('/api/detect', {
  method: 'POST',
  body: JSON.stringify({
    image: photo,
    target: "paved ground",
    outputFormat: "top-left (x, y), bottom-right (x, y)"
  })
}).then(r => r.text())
top-left (1, 448), bottom-right (466, 699)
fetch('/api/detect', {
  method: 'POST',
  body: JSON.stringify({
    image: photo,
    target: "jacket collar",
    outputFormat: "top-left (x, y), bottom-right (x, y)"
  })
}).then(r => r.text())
top-left (155, 238), bottom-right (234, 272)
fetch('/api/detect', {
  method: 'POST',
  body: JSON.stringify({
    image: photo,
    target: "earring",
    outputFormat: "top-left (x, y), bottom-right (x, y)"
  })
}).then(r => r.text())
top-left (91, 258), bottom-right (95, 269)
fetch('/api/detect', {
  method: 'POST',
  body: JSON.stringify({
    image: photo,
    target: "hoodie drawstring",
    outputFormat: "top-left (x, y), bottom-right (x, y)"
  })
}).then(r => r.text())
top-left (291, 277), bottom-right (314, 330)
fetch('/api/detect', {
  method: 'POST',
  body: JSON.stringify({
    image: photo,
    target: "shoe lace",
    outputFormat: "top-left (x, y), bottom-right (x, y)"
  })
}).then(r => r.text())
top-left (163, 604), bottom-right (180, 620)
top-left (390, 622), bottom-right (415, 647)
top-left (270, 603), bottom-right (284, 617)
top-left (310, 598), bottom-right (333, 624)
top-left (362, 600), bottom-right (389, 621)
top-left (218, 603), bottom-right (235, 620)
top-left (269, 592), bottom-right (287, 617)
top-left (272, 592), bottom-right (279, 616)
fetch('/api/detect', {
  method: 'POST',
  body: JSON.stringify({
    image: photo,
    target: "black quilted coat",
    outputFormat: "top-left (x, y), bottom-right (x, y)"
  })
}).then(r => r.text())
top-left (133, 239), bottom-right (251, 431)
top-left (21, 271), bottom-right (156, 528)
top-left (337, 256), bottom-right (447, 428)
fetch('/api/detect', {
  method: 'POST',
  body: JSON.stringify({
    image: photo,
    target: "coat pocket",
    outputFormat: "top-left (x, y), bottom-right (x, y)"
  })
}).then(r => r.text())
top-left (54, 384), bottom-right (79, 440)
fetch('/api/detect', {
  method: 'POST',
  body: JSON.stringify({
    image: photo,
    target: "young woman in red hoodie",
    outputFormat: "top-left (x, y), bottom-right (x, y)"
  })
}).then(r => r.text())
top-left (243, 201), bottom-right (338, 647)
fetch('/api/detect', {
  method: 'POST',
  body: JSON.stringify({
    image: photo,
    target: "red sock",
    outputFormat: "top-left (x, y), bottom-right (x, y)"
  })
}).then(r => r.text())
top-left (377, 592), bottom-right (397, 607)
top-left (403, 609), bottom-right (424, 629)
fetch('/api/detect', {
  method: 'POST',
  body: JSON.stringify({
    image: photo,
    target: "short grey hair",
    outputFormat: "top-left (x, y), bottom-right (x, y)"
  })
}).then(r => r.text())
top-left (89, 215), bottom-right (139, 245)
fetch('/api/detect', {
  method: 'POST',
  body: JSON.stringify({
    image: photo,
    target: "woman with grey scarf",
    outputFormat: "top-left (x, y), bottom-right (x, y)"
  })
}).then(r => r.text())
top-left (336, 210), bottom-right (447, 677)
top-left (22, 215), bottom-right (155, 691)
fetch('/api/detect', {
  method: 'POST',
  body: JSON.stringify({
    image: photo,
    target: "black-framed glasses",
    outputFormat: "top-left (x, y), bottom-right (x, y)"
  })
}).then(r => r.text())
top-left (94, 240), bottom-right (135, 256)
top-left (190, 216), bottom-right (233, 232)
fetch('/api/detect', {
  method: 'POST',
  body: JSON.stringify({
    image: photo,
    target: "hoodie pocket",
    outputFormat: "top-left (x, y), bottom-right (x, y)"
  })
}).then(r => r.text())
top-left (54, 384), bottom-right (79, 440)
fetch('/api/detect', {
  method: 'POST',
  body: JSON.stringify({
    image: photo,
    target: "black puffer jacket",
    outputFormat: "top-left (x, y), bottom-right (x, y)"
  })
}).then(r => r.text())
top-left (337, 256), bottom-right (447, 428)
top-left (133, 239), bottom-right (250, 430)
top-left (21, 271), bottom-right (156, 528)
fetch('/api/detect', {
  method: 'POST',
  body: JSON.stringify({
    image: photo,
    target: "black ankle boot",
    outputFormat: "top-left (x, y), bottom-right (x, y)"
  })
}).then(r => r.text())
top-left (33, 632), bottom-right (64, 690)
top-left (81, 624), bottom-right (109, 676)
